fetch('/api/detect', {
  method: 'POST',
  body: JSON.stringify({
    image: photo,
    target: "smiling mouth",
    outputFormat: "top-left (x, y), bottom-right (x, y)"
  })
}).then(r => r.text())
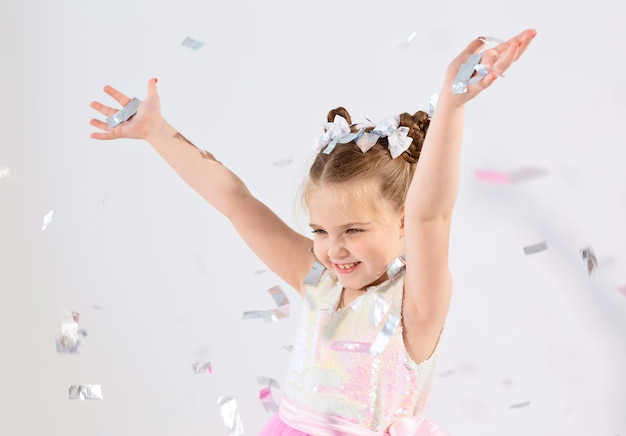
top-left (335, 262), bottom-right (361, 272)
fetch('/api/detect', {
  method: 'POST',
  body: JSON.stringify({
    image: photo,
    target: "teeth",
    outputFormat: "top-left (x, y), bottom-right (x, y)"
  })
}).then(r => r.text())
top-left (337, 263), bottom-right (357, 270)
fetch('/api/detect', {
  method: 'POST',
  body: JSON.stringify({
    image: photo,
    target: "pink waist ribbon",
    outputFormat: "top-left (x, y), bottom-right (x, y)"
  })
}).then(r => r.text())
top-left (278, 395), bottom-right (448, 436)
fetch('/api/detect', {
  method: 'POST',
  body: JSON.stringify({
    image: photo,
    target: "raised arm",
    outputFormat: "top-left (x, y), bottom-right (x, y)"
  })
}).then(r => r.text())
top-left (401, 30), bottom-right (536, 361)
top-left (90, 79), bottom-right (314, 294)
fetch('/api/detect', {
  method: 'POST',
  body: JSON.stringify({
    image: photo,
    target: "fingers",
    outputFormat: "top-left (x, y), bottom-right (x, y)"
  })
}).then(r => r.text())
top-left (462, 38), bottom-right (486, 56)
top-left (103, 85), bottom-right (131, 107)
top-left (90, 100), bottom-right (119, 117)
top-left (146, 77), bottom-right (159, 98)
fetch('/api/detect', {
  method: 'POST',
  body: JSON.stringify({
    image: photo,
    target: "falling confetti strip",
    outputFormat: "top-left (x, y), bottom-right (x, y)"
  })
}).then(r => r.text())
top-left (509, 401), bottom-right (531, 409)
top-left (618, 285), bottom-right (626, 297)
top-left (217, 395), bottom-right (244, 436)
top-left (273, 157), bottom-right (294, 167)
top-left (437, 369), bottom-right (455, 378)
top-left (370, 314), bottom-right (400, 355)
top-left (580, 246), bottom-right (598, 275)
top-left (508, 167), bottom-right (547, 183)
top-left (56, 311), bottom-right (82, 354)
top-left (474, 167), bottom-right (547, 184)
top-left (398, 31), bottom-right (417, 49)
top-left (242, 285), bottom-right (290, 322)
top-left (257, 376), bottom-right (280, 414)
top-left (523, 241), bottom-right (548, 255)
top-left (191, 361), bottom-right (213, 374)
top-left (256, 376), bottom-right (280, 389)
top-left (69, 385), bottom-right (103, 400)
top-left (0, 166), bottom-right (12, 179)
top-left (474, 169), bottom-right (510, 184)
top-left (41, 210), bottom-right (54, 231)
top-left (181, 36), bottom-right (204, 50)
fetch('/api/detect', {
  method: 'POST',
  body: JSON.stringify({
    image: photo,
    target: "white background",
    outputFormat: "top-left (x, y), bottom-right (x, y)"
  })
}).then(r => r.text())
top-left (1, 0), bottom-right (625, 435)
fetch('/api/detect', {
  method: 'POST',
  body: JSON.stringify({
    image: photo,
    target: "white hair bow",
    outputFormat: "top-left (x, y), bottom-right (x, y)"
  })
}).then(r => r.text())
top-left (315, 115), bottom-right (359, 154)
top-left (358, 115), bottom-right (413, 158)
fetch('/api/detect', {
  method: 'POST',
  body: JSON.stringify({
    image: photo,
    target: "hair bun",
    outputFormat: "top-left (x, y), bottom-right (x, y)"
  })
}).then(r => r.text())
top-left (327, 107), bottom-right (354, 129)
top-left (398, 111), bottom-right (430, 164)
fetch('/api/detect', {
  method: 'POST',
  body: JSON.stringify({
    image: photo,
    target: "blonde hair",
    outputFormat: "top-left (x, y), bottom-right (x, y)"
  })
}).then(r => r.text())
top-left (302, 107), bottom-right (430, 217)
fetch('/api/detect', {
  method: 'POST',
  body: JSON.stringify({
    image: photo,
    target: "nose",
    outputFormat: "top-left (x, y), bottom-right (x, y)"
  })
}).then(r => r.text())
top-left (327, 236), bottom-right (348, 260)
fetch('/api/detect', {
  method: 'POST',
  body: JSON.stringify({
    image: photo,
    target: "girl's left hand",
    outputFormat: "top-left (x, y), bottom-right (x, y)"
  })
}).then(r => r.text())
top-left (440, 28), bottom-right (537, 105)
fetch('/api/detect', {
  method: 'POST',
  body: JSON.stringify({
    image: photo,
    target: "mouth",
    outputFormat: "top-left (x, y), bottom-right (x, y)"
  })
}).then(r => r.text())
top-left (334, 262), bottom-right (361, 274)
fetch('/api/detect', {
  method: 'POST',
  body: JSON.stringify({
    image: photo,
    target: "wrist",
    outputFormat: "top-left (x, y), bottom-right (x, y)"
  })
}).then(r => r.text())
top-left (143, 118), bottom-right (177, 143)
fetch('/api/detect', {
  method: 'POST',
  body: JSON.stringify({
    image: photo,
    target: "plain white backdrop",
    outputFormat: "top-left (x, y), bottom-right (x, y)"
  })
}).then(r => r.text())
top-left (1, 0), bottom-right (625, 435)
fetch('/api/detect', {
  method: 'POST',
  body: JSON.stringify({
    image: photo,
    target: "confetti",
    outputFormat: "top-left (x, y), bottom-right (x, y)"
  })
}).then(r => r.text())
top-left (371, 294), bottom-right (390, 327)
top-left (303, 258), bottom-right (326, 286)
top-left (398, 31), bottom-right (417, 49)
top-left (273, 157), bottom-right (294, 167)
top-left (523, 241), bottom-right (548, 255)
top-left (242, 286), bottom-right (290, 322)
top-left (474, 169), bottom-right (510, 184)
top-left (479, 36), bottom-right (505, 44)
top-left (386, 255), bottom-right (406, 281)
top-left (580, 246), bottom-right (598, 275)
top-left (259, 387), bottom-right (279, 413)
top-left (0, 166), bottom-right (12, 179)
top-left (618, 285), bottom-right (626, 297)
top-left (283, 344), bottom-right (293, 353)
top-left (106, 97), bottom-right (140, 128)
top-left (191, 361), bottom-right (213, 374)
top-left (370, 314), bottom-right (400, 355)
top-left (437, 369), bottom-right (455, 378)
top-left (509, 401), bottom-right (530, 409)
top-left (217, 395), bottom-right (244, 436)
top-left (41, 210), bottom-right (54, 231)
top-left (69, 384), bottom-right (103, 400)
top-left (181, 36), bottom-right (204, 50)
top-left (254, 269), bottom-right (271, 275)
top-left (452, 52), bottom-right (483, 94)
top-left (56, 311), bottom-right (82, 354)
top-left (508, 167), bottom-right (547, 183)
top-left (256, 375), bottom-right (280, 389)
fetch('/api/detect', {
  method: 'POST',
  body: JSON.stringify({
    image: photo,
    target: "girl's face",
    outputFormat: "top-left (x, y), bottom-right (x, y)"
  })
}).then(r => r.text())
top-left (307, 182), bottom-right (405, 291)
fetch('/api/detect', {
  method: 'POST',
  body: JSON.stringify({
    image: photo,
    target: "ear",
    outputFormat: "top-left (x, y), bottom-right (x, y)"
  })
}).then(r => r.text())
top-left (398, 206), bottom-right (405, 235)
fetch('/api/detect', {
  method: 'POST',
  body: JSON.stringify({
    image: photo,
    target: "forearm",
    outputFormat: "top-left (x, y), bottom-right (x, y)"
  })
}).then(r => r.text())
top-left (406, 95), bottom-right (465, 221)
top-left (145, 120), bottom-right (252, 219)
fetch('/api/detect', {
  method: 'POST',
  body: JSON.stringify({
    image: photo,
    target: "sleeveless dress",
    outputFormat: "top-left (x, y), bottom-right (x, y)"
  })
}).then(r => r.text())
top-left (259, 258), bottom-right (447, 436)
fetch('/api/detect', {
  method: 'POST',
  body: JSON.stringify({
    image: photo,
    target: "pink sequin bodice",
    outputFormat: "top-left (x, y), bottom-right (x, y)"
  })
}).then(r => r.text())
top-left (283, 269), bottom-right (441, 433)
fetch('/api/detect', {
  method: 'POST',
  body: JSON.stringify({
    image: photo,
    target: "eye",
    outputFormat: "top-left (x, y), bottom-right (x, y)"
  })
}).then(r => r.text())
top-left (311, 229), bottom-right (327, 235)
top-left (346, 228), bottom-right (363, 234)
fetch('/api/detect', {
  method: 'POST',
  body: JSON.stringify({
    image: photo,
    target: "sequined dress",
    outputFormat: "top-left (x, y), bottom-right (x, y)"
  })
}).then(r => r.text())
top-left (278, 262), bottom-right (443, 435)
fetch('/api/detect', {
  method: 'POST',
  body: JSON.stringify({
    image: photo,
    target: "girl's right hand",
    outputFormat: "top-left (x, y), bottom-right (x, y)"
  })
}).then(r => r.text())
top-left (89, 78), bottom-right (164, 142)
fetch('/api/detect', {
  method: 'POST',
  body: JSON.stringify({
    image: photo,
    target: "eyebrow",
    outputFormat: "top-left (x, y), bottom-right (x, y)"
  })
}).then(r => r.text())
top-left (309, 222), bottom-right (371, 229)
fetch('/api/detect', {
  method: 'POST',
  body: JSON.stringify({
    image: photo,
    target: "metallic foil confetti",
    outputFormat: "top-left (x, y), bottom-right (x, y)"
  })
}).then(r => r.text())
top-left (192, 361), bottom-right (213, 374)
top-left (69, 384), bottom-right (103, 400)
top-left (508, 167), bottom-right (547, 183)
top-left (0, 166), bottom-right (12, 179)
top-left (181, 36), bottom-right (204, 50)
top-left (273, 157), bottom-right (294, 167)
top-left (386, 255), bottom-right (406, 281)
top-left (330, 341), bottom-right (372, 353)
top-left (259, 387), bottom-right (279, 413)
top-left (268, 285), bottom-right (289, 307)
top-left (370, 314), bottom-right (400, 355)
top-left (452, 52), bottom-right (483, 94)
top-left (106, 97), bottom-right (141, 128)
top-left (41, 210), bottom-right (54, 230)
top-left (371, 294), bottom-right (390, 327)
top-left (509, 401), bottom-right (530, 409)
top-left (523, 241), bottom-right (548, 255)
top-left (479, 36), bottom-right (505, 44)
top-left (427, 94), bottom-right (438, 117)
top-left (438, 369), bottom-right (455, 378)
top-left (303, 258), bottom-right (326, 286)
top-left (254, 269), bottom-right (271, 275)
top-left (56, 311), bottom-right (82, 354)
top-left (283, 344), bottom-right (293, 352)
top-left (398, 31), bottom-right (417, 49)
top-left (217, 395), bottom-right (244, 435)
top-left (580, 246), bottom-right (598, 275)
top-left (257, 375), bottom-right (280, 389)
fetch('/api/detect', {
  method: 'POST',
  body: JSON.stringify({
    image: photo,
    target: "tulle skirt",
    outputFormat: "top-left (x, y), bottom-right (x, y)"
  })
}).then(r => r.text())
top-left (258, 413), bottom-right (312, 436)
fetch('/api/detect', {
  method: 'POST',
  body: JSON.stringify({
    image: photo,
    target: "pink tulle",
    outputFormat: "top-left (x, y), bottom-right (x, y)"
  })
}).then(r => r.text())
top-left (258, 413), bottom-right (312, 436)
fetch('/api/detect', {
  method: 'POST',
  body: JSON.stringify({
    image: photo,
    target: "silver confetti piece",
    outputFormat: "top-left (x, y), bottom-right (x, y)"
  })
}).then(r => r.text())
top-left (427, 94), bottom-right (438, 117)
top-left (267, 285), bottom-right (288, 307)
top-left (273, 157), bottom-right (294, 167)
top-left (523, 241), bottom-right (548, 255)
top-left (283, 344), bottom-right (293, 353)
top-left (303, 258), bottom-right (326, 286)
top-left (509, 401), bottom-right (530, 409)
top-left (371, 294), bottom-right (390, 327)
top-left (56, 311), bottom-right (81, 354)
top-left (256, 376), bottom-right (280, 389)
top-left (181, 36), bottom-right (204, 50)
top-left (259, 386), bottom-right (279, 413)
top-left (41, 210), bottom-right (54, 231)
top-left (370, 314), bottom-right (400, 355)
top-left (386, 255), bottom-right (406, 281)
top-left (508, 167), bottom-right (547, 183)
top-left (191, 361), bottom-right (213, 374)
top-left (438, 369), bottom-right (455, 378)
top-left (452, 53), bottom-right (483, 94)
top-left (479, 36), bottom-right (505, 44)
top-left (242, 310), bottom-right (273, 321)
top-left (106, 97), bottom-right (141, 128)
top-left (217, 395), bottom-right (244, 435)
top-left (0, 166), bottom-right (12, 179)
top-left (580, 246), bottom-right (598, 275)
top-left (398, 31), bottom-right (417, 49)
top-left (69, 384), bottom-right (103, 400)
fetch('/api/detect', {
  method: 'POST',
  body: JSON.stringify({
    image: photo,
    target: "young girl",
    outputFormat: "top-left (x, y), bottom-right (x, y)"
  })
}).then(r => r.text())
top-left (90, 29), bottom-right (536, 435)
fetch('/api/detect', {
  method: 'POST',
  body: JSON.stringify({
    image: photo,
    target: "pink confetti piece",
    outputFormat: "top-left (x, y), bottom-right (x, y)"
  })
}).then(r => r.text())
top-left (474, 169), bottom-right (510, 184)
top-left (259, 386), bottom-right (279, 413)
top-left (331, 341), bottom-right (372, 353)
top-left (41, 210), bottom-right (54, 230)
top-left (618, 285), bottom-right (626, 297)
